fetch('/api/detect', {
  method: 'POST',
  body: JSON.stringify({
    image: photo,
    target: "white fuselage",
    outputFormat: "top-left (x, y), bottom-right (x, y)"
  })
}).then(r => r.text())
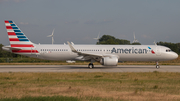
top-left (11, 44), bottom-right (177, 62)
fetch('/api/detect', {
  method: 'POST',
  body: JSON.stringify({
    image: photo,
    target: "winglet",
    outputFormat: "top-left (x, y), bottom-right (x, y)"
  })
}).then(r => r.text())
top-left (67, 41), bottom-right (77, 52)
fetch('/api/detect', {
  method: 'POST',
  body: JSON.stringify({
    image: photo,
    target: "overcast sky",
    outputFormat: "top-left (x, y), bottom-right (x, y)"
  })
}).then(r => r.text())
top-left (0, 0), bottom-right (180, 45)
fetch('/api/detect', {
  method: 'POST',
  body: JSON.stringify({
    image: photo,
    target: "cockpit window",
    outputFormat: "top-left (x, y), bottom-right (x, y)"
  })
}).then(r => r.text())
top-left (166, 49), bottom-right (171, 52)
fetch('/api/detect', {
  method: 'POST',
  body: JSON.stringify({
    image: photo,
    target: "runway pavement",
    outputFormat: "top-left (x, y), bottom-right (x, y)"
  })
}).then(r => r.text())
top-left (0, 65), bottom-right (180, 72)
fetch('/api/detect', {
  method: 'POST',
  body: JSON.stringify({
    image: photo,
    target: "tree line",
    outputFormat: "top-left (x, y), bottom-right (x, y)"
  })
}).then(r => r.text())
top-left (97, 35), bottom-right (140, 45)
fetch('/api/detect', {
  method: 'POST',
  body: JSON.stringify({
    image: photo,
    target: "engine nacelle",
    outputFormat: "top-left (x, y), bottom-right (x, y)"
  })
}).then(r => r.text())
top-left (100, 57), bottom-right (118, 66)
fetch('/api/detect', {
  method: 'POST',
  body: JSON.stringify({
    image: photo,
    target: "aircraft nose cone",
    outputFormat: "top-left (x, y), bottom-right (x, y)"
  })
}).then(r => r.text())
top-left (171, 52), bottom-right (178, 59)
top-left (174, 52), bottom-right (178, 59)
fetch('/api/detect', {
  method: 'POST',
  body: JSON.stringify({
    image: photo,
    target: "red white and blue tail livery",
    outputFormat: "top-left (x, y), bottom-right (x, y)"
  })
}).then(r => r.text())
top-left (4, 20), bottom-right (38, 54)
top-left (2, 20), bottom-right (178, 69)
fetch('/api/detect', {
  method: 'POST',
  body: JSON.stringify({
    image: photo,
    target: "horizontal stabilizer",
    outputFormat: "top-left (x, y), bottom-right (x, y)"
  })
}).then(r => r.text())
top-left (3, 46), bottom-right (21, 50)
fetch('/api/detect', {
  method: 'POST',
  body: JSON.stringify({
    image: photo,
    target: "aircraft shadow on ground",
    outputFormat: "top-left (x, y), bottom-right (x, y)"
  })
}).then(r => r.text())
top-left (62, 66), bottom-right (154, 69)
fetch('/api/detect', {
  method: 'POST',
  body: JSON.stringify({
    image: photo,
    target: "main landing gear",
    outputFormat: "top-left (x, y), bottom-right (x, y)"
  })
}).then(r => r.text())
top-left (88, 63), bottom-right (94, 69)
top-left (156, 61), bottom-right (160, 69)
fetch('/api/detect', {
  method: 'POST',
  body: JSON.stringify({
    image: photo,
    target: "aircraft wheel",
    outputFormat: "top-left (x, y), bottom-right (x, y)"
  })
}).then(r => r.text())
top-left (156, 65), bottom-right (160, 69)
top-left (88, 63), bottom-right (94, 69)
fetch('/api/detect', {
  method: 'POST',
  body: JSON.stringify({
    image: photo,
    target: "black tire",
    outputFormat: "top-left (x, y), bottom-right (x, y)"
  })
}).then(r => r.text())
top-left (88, 63), bottom-right (94, 69)
top-left (156, 65), bottom-right (160, 69)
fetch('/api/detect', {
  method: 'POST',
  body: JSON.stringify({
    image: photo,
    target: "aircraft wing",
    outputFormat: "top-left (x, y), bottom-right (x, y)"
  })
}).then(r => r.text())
top-left (67, 41), bottom-right (118, 61)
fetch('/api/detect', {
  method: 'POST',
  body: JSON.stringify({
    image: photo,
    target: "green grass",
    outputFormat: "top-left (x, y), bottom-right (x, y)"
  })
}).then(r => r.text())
top-left (0, 72), bottom-right (180, 101)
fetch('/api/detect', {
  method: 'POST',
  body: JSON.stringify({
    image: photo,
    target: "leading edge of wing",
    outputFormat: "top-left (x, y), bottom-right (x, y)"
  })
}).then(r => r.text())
top-left (67, 41), bottom-right (103, 57)
top-left (67, 41), bottom-right (118, 58)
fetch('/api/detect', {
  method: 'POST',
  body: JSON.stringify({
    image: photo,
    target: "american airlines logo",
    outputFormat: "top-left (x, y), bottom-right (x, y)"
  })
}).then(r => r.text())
top-left (111, 47), bottom-right (155, 54)
top-left (148, 46), bottom-right (155, 54)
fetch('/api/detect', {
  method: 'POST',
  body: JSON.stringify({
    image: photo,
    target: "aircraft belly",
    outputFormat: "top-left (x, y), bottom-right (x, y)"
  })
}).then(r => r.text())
top-left (41, 52), bottom-right (76, 61)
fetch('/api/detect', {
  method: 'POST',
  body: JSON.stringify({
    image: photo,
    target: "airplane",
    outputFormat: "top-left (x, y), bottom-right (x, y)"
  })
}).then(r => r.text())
top-left (2, 20), bottom-right (178, 69)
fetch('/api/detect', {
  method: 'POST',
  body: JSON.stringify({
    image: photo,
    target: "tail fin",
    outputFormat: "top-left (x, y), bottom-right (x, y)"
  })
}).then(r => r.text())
top-left (4, 20), bottom-right (38, 54)
top-left (5, 20), bottom-right (34, 47)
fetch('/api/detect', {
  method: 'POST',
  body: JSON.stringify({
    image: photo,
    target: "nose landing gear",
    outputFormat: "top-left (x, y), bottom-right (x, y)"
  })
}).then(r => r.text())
top-left (156, 62), bottom-right (160, 69)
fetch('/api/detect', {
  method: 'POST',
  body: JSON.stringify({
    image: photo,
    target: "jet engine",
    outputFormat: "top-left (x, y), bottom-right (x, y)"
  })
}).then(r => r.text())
top-left (100, 57), bottom-right (118, 66)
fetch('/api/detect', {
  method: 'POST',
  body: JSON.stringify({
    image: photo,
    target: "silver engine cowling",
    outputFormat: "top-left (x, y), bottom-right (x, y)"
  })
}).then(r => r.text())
top-left (100, 57), bottom-right (118, 66)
